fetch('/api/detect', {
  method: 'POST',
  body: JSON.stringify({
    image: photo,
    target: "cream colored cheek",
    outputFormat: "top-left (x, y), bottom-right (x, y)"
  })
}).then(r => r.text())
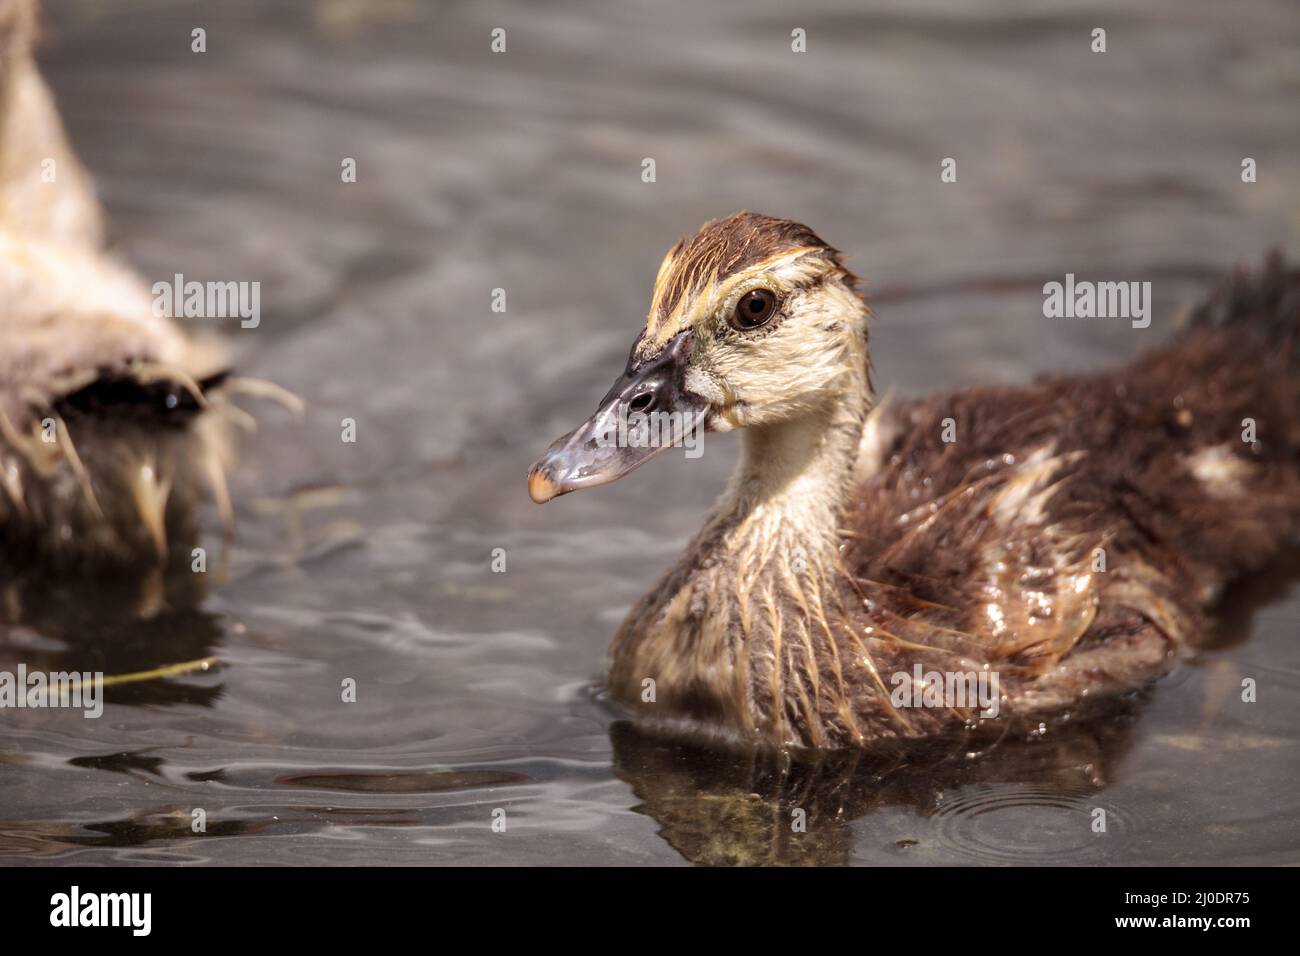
top-left (684, 367), bottom-right (723, 403)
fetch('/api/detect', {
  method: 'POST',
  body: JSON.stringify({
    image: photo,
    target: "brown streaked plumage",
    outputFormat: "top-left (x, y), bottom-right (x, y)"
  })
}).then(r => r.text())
top-left (639, 211), bottom-right (853, 356)
top-left (646, 214), bottom-right (836, 329)
top-left (530, 211), bottom-right (1300, 753)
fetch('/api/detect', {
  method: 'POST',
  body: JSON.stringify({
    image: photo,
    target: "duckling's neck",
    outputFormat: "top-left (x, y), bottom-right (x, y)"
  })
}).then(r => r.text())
top-left (608, 359), bottom-right (872, 746)
top-left (717, 380), bottom-right (870, 564)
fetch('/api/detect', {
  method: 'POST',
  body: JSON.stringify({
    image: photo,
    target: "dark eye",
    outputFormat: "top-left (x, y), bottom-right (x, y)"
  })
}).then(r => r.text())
top-left (731, 288), bottom-right (778, 331)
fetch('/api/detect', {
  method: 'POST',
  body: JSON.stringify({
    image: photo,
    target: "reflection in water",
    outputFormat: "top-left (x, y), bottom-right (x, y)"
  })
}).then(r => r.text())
top-left (0, 551), bottom-right (227, 708)
top-left (69, 750), bottom-right (169, 778)
top-left (275, 768), bottom-right (529, 793)
top-left (611, 709), bottom-right (1141, 866)
top-left (58, 811), bottom-right (269, 849)
top-left (0, 812), bottom-right (271, 859)
top-left (0, 760), bottom-right (534, 858)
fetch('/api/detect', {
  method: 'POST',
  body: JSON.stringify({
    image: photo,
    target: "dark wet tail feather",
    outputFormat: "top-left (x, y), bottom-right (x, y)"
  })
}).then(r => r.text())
top-left (1157, 251), bottom-right (1300, 599)
top-left (1185, 250), bottom-right (1300, 357)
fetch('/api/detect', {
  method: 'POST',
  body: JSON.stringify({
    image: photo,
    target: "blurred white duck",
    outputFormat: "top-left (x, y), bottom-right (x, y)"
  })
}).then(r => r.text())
top-left (0, 0), bottom-right (289, 561)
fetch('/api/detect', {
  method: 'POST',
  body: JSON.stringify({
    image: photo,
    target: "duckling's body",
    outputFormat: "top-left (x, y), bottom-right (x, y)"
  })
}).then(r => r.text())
top-left (531, 213), bottom-right (1300, 751)
top-left (1, 0), bottom-right (233, 561)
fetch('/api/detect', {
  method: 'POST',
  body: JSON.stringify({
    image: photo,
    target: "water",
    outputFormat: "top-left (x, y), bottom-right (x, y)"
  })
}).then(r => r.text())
top-left (2, 0), bottom-right (1298, 865)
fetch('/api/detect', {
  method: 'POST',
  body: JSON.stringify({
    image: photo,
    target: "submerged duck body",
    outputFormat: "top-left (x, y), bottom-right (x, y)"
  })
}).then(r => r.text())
top-left (530, 212), bottom-right (1300, 751)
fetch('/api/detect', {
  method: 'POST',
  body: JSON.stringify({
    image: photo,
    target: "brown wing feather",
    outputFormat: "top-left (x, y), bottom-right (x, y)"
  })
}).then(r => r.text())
top-left (844, 267), bottom-right (1300, 719)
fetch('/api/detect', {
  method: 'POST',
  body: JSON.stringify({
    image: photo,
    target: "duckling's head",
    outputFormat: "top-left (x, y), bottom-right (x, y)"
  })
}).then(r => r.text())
top-left (529, 211), bottom-right (866, 503)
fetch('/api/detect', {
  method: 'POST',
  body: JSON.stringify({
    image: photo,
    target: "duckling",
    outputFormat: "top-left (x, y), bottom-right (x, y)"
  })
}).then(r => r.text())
top-left (529, 211), bottom-right (1300, 751)
top-left (0, 0), bottom-right (239, 561)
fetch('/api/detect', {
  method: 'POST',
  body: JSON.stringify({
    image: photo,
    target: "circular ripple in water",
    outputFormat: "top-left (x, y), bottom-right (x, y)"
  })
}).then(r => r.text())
top-left (930, 784), bottom-right (1137, 864)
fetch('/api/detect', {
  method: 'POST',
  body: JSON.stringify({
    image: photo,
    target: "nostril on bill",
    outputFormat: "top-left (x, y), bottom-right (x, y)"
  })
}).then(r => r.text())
top-left (629, 390), bottom-right (655, 413)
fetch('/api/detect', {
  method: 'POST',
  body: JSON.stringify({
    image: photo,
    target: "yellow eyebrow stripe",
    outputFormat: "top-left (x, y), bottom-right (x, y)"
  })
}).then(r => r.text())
top-left (642, 246), bottom-right (822, 349)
